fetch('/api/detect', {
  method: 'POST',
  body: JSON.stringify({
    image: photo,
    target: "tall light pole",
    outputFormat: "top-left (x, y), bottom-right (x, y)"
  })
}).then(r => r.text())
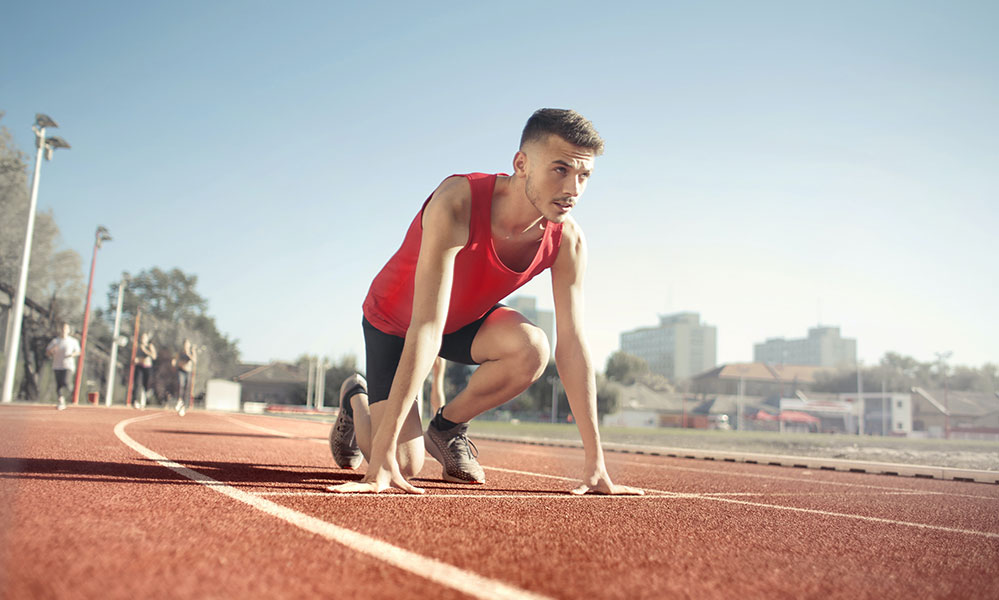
top-left (856, 358), bottom-right (864, 436)
top-left (103, 275), bottom-right (129, 406)
top-left (548, 375), bottom-right (560, 423)
top-left (72, 226), bottom-right (112, 405)
top-left (935, 351), bottom-right (952, 440)
top-left (2, 114), bottom-right (70, 404)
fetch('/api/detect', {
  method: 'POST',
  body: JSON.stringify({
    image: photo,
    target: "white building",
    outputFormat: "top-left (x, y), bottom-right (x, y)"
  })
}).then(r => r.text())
top-left (754, 326), bottom-right (856, 368)
top-left (620, 312), bottom-right (717, 382)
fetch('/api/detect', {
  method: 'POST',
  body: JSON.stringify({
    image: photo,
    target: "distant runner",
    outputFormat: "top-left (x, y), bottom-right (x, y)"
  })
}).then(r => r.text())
top-left (329, 108), bottom-right (642, 496)
top-left (45, 322), bottom-right (80, 411)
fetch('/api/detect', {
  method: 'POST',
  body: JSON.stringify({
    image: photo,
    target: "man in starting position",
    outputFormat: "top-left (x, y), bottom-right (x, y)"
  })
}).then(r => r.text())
top-left (329, 108), bottom-right (641, 496)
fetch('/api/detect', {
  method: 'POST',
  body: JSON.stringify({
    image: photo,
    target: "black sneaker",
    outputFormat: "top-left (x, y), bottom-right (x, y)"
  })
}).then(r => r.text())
top-left (329, 374), bottom-right (365, 469)
top-left (424, 419), bottom-right (485, 484)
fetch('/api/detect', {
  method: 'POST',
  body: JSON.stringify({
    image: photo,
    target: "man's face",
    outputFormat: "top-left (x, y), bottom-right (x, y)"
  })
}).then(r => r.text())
top-left (519, 135), bottom-right (595, 223)
top-left (61, 324), bottom-right (71, 337)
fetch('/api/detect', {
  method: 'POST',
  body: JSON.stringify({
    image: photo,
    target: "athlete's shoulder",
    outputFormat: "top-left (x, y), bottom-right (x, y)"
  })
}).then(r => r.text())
top-left (558, 215), bottom-right (585, 246)
top-left (422, 175), bottom-right (473, 238)
top-left (433, 174), bottom-right (472, 199)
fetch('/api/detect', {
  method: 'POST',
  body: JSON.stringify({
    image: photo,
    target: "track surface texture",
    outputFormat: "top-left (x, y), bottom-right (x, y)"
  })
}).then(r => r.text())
top-left (2, 405), bottom-right (997, 599)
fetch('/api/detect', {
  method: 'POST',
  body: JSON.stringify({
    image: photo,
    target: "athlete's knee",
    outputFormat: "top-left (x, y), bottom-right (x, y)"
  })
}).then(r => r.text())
top-left (511, 325), bottom-right (549, 386)
top-left (398, 449), bottom-right (424, 479)
top-left (397, 436), bottom-right (425, 478)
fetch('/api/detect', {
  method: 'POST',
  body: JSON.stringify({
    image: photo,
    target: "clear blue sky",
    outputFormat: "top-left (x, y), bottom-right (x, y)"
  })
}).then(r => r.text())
top-left (3, 1), bottom-right (997, 371)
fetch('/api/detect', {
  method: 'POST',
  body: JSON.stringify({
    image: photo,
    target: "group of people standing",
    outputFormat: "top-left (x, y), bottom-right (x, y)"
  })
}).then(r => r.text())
top-left (45, 323), bottom-right (197, 415)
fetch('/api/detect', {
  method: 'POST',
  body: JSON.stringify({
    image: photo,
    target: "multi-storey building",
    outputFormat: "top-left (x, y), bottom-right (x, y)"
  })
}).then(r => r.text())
top-left (753, 326), bottom-right (856, 367)
top-left (620, 312), bottom-right (717, 382)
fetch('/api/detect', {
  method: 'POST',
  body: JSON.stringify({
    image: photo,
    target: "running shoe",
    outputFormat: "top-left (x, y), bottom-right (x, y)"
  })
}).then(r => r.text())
top-left (57, 398), bottom-right (66, 411)
top-left (424, 419), bottom-right (485, 484)
top-left (329, 374), bottom-right (365, 469)
top-left (175, 398), bottom-right (185, 416)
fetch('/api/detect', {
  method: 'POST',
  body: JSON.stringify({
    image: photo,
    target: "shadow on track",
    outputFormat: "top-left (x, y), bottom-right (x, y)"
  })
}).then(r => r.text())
top-left (0, 457), bottom-right (363, 490)
top-left (150, 429), bottom-right (327, 442)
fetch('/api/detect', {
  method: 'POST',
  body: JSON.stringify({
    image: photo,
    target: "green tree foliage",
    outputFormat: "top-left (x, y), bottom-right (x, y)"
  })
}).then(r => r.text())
top-left (444, 362), bottom-right (472, 400)
top-left (507, 362), bottom-right (619, 420)
top-left (812, 352), bottom-right (999, 394)
top-left (292, 354), bottom-right (359, 406)
top-left (595, 374), bottom-right (620, 417)
top-left (604, 351), bottom-right (650, 385)
top-left (0, 112), bottom-right (84, 400)
top-left (98, 267), bottom-right (239, 403)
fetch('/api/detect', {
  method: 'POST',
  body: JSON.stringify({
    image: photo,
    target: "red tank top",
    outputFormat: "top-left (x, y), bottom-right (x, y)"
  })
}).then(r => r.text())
top-left (362, 173), bottom-right (563, 336)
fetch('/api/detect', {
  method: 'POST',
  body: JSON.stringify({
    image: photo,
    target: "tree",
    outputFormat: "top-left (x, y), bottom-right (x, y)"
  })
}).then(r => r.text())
top-left (98, 267), bottom-right (239, 403)
top-left (812, 352), bottom-right (999, 395)
top-left (0, 112), bottom-right (84, 400)
top-left (506, 361), bottom-right (619, 421)
top-left (595, 374), bottom-right (620, 418)
top-left (605, 351), bottom-right (649, 385)
top-left (444, 362), bottom-right (473, 400)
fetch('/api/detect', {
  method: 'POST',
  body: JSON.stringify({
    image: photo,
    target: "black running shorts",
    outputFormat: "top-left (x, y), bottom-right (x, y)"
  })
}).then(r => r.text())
top-left (362, 304), bottom-right (503, 404)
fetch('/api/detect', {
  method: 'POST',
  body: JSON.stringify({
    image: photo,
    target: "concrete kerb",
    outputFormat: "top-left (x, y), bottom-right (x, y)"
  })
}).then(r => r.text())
top-left (474, 434), bottom-right (999, 485)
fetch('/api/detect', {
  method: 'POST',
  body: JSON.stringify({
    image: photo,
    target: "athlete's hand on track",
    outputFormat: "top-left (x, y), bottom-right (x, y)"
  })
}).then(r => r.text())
top-left (571, 467), bottom-right (645, 495)
top-left (570, 481), bottom-right (645, 495)
top-left (327, 460), bottom-right (424, 495)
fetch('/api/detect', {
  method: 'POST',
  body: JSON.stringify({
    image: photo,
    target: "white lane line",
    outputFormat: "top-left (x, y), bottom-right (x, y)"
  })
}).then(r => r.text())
top-left (698, 491), bottom-right (926, 497)
top-left (484, 465), bottom-right (578, 482)
top-left (252, 491), bottom-right (658, 498)
top-left (220, 415), bottom-right (999, 537)
top-left (250, 490), bottom-right (923, 499)
top-left (642, 485), bottom-right (999, 539)
top-left (222, 416), bottom-right (322, 440)
top-left (115, 414), bottom-right (552, 600)
top-left (489, 444), bottom-right (999, 501)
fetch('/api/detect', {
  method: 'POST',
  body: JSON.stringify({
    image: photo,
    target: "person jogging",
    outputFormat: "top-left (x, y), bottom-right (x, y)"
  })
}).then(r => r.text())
top-left (172, 339), bottom-right (196, 416)
top-left (329, 108), bottom-right (642, 496)
top-left (132, 332), bottom-right (157, 409)
top-left (45, 322), bottom-right (80, 411)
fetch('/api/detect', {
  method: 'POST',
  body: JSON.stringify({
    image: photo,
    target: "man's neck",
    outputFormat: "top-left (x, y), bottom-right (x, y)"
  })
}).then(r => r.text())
top-left (491, 175), bottom-right (546, 240)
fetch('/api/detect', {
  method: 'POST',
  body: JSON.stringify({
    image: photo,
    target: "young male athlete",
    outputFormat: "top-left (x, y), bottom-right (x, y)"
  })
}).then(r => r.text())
top-left (330, 108), bottom-right (642, 496)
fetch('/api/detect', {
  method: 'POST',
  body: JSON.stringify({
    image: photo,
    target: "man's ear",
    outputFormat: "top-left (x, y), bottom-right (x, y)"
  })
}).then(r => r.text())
top-left (512, 150), bottom-right (528, 177)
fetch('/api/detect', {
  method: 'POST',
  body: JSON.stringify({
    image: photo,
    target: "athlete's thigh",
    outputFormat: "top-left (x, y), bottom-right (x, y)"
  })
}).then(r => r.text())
top-left (469, 307), bottom-right (548, 364)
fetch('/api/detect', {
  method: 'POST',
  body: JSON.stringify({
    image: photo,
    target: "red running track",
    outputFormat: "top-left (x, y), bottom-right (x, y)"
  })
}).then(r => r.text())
top-left (1, 405), bottom-right (997, 599)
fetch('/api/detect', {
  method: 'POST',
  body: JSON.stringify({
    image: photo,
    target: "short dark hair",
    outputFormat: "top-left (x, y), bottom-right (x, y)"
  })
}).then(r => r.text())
top-left (520, 108), bottom-right (604, 155)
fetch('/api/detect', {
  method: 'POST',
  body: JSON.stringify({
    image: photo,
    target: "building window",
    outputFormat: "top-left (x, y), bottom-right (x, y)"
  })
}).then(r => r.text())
top-left (896, 400), bottom-right (903, 408)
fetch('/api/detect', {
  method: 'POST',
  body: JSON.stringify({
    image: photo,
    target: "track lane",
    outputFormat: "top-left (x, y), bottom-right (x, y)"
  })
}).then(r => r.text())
top-left (2, 405), bottom-right (997, 599)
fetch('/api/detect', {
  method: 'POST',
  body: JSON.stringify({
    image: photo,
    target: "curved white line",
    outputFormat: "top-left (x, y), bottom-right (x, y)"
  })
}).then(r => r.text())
top-left (114, 414), bottom-right (552, 600)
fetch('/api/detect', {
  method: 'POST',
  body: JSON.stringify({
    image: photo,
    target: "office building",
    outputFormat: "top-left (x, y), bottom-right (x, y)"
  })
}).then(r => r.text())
top-left (753, 326), bottom-right (856, 367)
top-left (620, 312), bottom-right (717, 381)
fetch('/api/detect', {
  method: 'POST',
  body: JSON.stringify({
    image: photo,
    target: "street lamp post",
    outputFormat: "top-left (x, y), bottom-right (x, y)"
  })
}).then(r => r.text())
top-left (548, 375), bottom-right (560, 423)
top-left (103, 275), bottom-right (129, 406)
top-left (935, 351), bottom-right (952, 440)
top-left (2, 114), bottom-right (70, 404)
top-left (72, 226), bottom-right (112, 405)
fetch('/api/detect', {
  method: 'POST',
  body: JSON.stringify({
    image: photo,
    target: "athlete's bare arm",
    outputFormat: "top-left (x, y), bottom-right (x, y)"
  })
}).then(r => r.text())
top-left (331, 177), bottom-right (471, 494)
top-left (551, 218), bottom-right (644, 496)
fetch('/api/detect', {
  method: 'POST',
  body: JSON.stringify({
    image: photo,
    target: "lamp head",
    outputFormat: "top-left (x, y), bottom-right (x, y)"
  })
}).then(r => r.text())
top-left (35, 114), bottom-right (59, 129)
top-left (43, 136), bottom-right (71, 161)
top-left (96, 226), bottom-right (112, 248)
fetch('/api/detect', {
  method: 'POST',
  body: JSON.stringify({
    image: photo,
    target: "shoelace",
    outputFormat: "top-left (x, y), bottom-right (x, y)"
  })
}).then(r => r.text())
top-left (448, 432), bottom-right (478, 459)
